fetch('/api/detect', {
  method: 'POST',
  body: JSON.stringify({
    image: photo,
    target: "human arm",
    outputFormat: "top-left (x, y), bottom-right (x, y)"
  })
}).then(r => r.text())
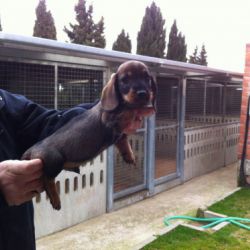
top-left (0, 89), bottom-right (94, 154)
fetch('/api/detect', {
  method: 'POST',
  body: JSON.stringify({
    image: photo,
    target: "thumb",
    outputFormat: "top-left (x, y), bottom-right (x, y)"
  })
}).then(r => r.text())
top-left (9, 159), bottom-right (43, 175)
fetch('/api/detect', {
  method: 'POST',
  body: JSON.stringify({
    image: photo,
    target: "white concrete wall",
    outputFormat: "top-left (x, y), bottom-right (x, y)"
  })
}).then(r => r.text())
top-left (33, 152), bottom-right (106, 238)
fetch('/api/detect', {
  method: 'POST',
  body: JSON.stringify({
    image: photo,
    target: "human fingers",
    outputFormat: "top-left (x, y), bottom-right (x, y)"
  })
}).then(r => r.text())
top-left (23, 178), bottom-right (44, 194)
top-left (9, 159), bottom-right (43, 176)
top-left (20, 167), bottom-right (43, 183)
top-left (16, 191), bottom-right (40, 206)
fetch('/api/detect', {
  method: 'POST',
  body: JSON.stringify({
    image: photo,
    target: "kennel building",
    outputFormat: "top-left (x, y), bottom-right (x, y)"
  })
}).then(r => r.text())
top-left (0, 33), bottom-right (243, 237)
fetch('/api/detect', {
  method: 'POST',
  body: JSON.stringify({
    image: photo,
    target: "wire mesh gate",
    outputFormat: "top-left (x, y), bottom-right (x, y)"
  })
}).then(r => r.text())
top-left (183, 79), bottom-right (241, 180)
top-left (155, 77), bottom-right (179, 183)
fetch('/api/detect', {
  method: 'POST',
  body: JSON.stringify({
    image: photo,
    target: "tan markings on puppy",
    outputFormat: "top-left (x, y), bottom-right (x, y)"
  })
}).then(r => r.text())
top-left (123, 89), bottom-right (137, 104)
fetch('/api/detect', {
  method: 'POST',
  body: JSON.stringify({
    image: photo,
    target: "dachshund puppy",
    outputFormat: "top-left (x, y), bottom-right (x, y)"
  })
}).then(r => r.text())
top-left (22, 60), bottom-right (157, 210)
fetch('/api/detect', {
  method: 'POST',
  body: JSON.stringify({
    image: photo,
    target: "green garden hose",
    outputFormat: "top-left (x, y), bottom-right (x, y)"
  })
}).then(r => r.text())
top-left (164, 215), bottom-right (250, 230)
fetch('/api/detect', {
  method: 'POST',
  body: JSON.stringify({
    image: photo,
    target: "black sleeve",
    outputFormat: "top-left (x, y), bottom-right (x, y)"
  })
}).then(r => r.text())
top-left (1, 89), bottom-right (95, 153)
top-left (0, 89), bottom-right (95, 209)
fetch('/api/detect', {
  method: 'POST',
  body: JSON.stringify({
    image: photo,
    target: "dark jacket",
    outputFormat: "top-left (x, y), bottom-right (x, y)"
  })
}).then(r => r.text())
top-left (0, 89), bottom-right (93, 250)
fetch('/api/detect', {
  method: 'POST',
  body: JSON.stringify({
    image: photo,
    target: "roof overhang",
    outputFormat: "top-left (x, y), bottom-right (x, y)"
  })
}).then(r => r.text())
top-left (0, 33), bottom-right (243, 83)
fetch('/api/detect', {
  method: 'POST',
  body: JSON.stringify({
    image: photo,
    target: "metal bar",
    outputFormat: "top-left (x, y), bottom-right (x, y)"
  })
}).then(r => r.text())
top-left (203, 80), bottom-right (207, 120)
top-left (154, 172), bottom-right (179, 185)
top-left (177, 77), bottom-right (187, 182)
top-left (106, 146), bottom-right (114, 212)
top-left (155, 124), bottom-right (178, 131)
top-left (54, 64), bottom-right (58, 109)
top-left (113, 183), bottom-right (146, 200)
top-left (185, 121), bottom-right (240, 132)
top-left (146, 114), bottom-right (156, 195)
top-left (222, 82), bottom-right (228, 122)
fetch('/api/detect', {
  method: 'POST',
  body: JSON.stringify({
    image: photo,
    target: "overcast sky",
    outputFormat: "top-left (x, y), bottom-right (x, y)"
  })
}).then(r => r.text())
top-left (0, 0), bottom-right (250, 72)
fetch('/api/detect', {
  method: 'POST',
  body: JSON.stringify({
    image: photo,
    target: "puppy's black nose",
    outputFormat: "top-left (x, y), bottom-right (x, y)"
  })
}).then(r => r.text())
top-left (136, 90), bottom-right (148, 99)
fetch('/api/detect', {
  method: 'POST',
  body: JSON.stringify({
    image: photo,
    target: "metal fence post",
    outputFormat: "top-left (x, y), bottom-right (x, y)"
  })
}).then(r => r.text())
top-left (177, 76), bottom-right (186, 182)
top-left (203, 79), bottom-right (207, 120)
top-left (54, 64), bottom-right (58, 109)
top-left (106, 146), bottom-right (114, 212)
top-left (146, 114), bottom-right (156, 195)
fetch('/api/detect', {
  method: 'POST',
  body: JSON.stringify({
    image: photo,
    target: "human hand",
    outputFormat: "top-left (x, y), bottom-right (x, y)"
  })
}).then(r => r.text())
top-left (0, 159), bottom-right (44, 206)
top-left (123, 107), bottom-right (155, 134)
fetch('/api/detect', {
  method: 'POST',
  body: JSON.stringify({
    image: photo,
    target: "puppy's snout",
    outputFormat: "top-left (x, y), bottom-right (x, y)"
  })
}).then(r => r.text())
top-left (136, 90), bottom-right (148, 99)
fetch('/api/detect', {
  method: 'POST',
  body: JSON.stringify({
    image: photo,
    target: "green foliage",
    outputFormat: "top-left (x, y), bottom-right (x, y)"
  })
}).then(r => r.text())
top-left (166, 20), bottom-right (187, 62)
top-left (137, 2), bottom-right (166, 58)
top-left (189, 44), bottom-right (208, 66)
top-left (199, 44), bottom-right (208, 66)
top-left (0, 18), bottom-right (2, 32)
top-left (64, 0), bottom-right (106, 48)
top-left (93, 17), bottom-right (106, 48)
top-left (208, 188), bottom-right (250, 217)
top-left (142, 188), bottom-right (250, 250)
top-left (189, 46), bottom-right (199, 64)
top-left (112, 29), bottom-right (132, 53)
top-left (33, 0), bottom-right (57, 40)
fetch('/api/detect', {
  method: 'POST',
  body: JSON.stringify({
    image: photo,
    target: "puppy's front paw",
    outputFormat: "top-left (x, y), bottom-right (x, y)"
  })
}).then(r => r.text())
top-left (122, 152), bottom-right (136, 165)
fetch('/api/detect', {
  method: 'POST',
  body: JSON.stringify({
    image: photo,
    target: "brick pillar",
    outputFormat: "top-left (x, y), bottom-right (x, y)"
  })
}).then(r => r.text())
top-left (238, 44), bottom-right (250, 184)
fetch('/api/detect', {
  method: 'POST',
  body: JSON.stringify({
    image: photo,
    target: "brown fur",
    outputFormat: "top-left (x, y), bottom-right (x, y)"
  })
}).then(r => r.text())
top-left (22, 60), bottom-right (157, 210)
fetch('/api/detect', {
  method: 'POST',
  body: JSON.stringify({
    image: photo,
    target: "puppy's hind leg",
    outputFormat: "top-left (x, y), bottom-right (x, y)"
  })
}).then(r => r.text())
top-left (24, 148), bottom-right (64, 210)
top-left (44, 176), bottom-right (61, 210)
top-left (41, 149), bottom-right (64, 210)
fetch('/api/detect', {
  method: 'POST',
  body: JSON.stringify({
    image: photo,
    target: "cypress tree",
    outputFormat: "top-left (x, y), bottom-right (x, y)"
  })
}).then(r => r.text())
top-left (93, 17), bottom-right (106, 48)
top-left (137, 2), bottom-right (166, 58)
top-left (189, 45), bottom-right (208, 66)
top-left (112, 29), bottom-right (132, 53)
top-left (33, 0), bottom-right (57, 40)
top-left (64, 0), bottom-right (106, 48)
top-left (189, 46), bottom-right (199, 64)
top-left (166, 20), bottom-right (187, 62)
top-left (198, 44), bottom-right (208, 66)
top-left (64, 0), bottom-right (94, 46)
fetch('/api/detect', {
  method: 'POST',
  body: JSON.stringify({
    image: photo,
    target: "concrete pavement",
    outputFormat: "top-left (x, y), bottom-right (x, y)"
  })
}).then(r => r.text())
top-left (37, 163), bottom-right (238, 250)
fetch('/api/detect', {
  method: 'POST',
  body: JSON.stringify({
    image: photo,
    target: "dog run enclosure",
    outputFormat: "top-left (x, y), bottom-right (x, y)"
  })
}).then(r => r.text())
top-left (0, 34), bottom-right (243, 237)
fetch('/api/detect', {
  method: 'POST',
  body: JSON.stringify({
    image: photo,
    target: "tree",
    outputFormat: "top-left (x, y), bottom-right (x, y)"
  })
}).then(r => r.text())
top-left (188, 45), bottom-right (208, 66)
top-left (0, 18), bottom-right (2, 31)
top-left (93, 16), bottom-right (106, 48)
top-left (137, 2), bottom-right (166, 58)
top-left (112, 29), bottom-right (132, 53)
top-left (166, 20), bottom-right (187, 62)
top-left (189, 46), bottom-right (199, 64)
top-left (198, 44), bottom-right (208, 66)
top-left (64, 0), bottom-right (106, 48)
top-left (33, 0), bottom-right (57, 40)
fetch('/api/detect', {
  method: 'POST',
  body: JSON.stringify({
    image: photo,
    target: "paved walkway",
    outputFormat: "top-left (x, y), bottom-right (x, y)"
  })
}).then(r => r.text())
top-left (37, 163), bottom-right (238, 250)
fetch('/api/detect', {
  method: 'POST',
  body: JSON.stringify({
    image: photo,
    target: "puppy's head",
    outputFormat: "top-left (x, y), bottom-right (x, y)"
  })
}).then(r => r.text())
top-left (101, 60), bottom-right (157, 111)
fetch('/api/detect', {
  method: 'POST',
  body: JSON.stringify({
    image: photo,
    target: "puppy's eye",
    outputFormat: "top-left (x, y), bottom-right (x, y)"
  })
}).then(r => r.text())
top-left (121, 75), bottom-right (129, 83)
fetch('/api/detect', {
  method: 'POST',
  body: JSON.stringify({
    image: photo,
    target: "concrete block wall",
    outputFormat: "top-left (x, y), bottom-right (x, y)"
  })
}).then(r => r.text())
top-left (33, 152), bottom-right (106, 238)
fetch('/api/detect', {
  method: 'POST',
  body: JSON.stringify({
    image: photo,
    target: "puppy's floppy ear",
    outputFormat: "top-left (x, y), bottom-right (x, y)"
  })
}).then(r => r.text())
top-left (101, 73), bottom-right (119, 111)
top-left (150, 76), bottom-right (157, 110)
